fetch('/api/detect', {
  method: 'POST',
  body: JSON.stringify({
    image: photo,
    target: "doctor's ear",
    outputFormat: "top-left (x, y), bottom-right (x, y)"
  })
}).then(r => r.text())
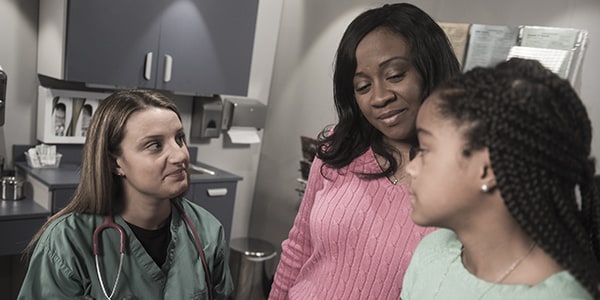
top-left (110, 158), bottom-right (125, 177)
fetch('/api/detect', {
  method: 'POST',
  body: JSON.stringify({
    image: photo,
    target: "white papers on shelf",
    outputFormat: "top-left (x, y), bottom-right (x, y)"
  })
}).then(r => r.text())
top-left (517, 26), bottom-right (588, 83)
top-left (507, 46), bottom-right (571, 78)
top-left (519, 26), bottom-right (581, 50)
top-left (462, 24), bottom-right (520, 72)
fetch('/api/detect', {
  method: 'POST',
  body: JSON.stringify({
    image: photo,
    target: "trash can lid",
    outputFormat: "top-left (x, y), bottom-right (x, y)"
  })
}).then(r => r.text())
top-left (230, 237), bottom-right (276, 258)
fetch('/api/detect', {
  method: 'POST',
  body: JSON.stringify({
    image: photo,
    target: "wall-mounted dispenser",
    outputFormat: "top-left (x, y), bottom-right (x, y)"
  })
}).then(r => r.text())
top-left (221, 95), bottom-right (267, 130)
top-left (190, 95), bottom-right (223, 139)
top-left (190, 95), bottom-right (267, 143)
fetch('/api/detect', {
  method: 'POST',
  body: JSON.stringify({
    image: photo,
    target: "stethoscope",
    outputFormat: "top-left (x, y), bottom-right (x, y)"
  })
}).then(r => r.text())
top-left (92, 200), bottom-right (213, 300)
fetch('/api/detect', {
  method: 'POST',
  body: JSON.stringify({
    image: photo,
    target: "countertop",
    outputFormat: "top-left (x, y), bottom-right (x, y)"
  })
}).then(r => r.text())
top-left (0, 198), bottom-right (49, 221)
top-left (15, 160), bottom-right (242, 190)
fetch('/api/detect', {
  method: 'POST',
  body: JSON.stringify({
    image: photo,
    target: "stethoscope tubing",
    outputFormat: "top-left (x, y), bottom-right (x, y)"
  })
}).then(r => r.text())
top-left (173, 200), bottom-right (214, 300)
top-left (92, 200), bottom-right (213, 300)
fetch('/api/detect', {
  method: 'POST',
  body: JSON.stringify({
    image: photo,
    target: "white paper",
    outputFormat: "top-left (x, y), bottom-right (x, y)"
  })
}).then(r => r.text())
top-left (462, 24), bottom-right (520, 72)
top-left (519, 26), bottom-right (580, 50)
top-left (508, 46), bottom-right (571, 78)
top-left (227, 126), bottom-right (261, 144)
top-left (517, 26), bottom-right (587, 82)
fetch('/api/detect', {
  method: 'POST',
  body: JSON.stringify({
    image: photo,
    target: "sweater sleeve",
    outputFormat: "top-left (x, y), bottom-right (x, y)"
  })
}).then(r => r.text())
top-left (268, 157), bottom-right (325, 300)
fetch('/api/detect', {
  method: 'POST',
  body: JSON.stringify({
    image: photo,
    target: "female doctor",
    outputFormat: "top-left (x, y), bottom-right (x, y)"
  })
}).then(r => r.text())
top-left (18, 89), bottom-right (233, 299)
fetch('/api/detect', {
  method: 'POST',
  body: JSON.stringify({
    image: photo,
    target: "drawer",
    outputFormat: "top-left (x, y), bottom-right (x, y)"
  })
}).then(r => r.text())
top-left (0, 217), bottom-right (46, 256)
top-left (189, 181), bottom-right (237, 242)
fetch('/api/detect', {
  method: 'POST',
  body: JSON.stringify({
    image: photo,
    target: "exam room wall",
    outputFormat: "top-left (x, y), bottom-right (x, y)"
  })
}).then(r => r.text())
top-left (249, 0), bottom-right (600, 255)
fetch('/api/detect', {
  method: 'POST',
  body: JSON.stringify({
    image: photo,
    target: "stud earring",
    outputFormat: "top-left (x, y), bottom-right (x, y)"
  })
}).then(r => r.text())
top-left (481, 184), bottom-right (489, 193)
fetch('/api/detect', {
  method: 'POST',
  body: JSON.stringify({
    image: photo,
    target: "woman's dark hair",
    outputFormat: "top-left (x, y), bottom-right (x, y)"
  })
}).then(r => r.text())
top-left (434, 58), bottom-right (600, 297)
top-left (317, 3), bottom-right (460, 178)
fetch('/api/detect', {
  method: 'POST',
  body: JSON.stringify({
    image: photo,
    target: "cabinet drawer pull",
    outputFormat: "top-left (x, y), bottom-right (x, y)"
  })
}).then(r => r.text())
top-left (144, 52), bottom-right (153, 80)
top-left (163, 54), bottom-right (173, 82)
top-left (207, 188), bottom-right (228, 197)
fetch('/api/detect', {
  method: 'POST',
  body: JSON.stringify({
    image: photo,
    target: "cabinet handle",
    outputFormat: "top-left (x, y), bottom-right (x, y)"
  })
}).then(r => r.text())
top-left (144, 52), bottom-right (153, 80)
top-left (163, 54), bottom-right (173, 83)
top-left (207, 188), bottom-right (228, 197)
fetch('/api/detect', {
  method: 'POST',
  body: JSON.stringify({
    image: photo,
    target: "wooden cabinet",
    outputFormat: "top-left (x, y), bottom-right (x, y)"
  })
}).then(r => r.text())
top-left (38, 0), bottom-right (258, 96)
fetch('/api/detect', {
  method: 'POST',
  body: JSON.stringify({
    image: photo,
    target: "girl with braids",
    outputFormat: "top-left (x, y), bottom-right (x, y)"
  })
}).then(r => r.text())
top-left (269, 3), bottom-right (459, 300)
top-left (402, 58), bottom-right (600, 299)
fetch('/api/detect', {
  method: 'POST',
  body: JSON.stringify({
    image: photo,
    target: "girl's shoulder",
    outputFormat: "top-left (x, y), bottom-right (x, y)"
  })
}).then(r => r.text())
top-left (420, 228), bottom-right (459, 247)
top-left (415, 228), bottom-right (462, 258)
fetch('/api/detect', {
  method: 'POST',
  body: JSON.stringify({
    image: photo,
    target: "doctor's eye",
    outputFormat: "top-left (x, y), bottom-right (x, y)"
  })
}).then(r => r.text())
top-left (147, 141), bottom-right (162, 150)
top-left (176, 132), bottom-right (187, 146)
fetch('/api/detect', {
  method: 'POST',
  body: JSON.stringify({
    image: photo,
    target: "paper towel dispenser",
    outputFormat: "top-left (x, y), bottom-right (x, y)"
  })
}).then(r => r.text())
top-left (190, 95), bottom-right (267, 140)
top-left (221, 95), bottom-right (267, 130)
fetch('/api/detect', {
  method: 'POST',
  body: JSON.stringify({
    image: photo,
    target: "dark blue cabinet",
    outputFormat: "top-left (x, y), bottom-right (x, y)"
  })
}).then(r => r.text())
top-left (44, 0), bottom-right (259, 96)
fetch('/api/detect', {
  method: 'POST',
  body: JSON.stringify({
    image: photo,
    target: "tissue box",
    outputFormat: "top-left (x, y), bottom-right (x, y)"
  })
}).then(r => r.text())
top-left (25, 152), bottom-right (62, 168)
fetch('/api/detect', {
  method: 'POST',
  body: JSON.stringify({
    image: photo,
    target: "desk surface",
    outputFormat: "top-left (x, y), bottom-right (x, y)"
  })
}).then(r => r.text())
top-left (15, 161), bottom-right (241, 190)
top-left (0, 198), bottom-right (50, 221)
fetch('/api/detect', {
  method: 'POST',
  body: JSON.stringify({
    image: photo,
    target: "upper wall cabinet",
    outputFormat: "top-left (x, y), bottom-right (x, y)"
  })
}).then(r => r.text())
top-left (37, 0), bottom-right (258, 96)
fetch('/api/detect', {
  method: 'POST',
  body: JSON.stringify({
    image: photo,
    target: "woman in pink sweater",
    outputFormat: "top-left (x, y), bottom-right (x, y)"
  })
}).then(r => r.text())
top-left (268, 3), bottom-right (460, 299)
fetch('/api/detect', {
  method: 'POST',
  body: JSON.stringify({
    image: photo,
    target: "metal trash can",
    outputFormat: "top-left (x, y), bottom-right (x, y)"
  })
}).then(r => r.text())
top-left (229, 237), bottom-right (277, 300)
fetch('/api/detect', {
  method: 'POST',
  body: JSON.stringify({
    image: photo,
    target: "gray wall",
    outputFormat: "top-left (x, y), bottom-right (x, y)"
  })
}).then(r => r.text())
top-left (0, 0), bottom-right (39, 162)
top-left (249, 0), bottom-right (600, 253)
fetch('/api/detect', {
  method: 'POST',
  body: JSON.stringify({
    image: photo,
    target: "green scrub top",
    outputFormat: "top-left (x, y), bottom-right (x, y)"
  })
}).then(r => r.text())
top-left (18, 198), bottom-right (233, 300)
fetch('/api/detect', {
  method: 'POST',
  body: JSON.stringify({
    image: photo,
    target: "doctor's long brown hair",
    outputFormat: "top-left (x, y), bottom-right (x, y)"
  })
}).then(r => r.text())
top-left (24, 89), bottom-right (183, 255)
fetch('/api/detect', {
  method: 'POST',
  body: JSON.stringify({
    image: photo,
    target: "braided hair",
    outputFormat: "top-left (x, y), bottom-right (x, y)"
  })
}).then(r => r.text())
top-left (434, 58), bottom-right (600, 297)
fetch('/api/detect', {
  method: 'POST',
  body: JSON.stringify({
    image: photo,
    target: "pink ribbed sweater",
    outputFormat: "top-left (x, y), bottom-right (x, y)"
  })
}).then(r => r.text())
top-left (269, 148), bottom-right (433, 300)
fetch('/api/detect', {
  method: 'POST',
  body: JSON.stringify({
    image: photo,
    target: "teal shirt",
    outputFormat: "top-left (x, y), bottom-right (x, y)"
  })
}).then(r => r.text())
top-left (401, 229), bottom-right (592, 300)
top-left (18, 198), bottom-right (233, 300)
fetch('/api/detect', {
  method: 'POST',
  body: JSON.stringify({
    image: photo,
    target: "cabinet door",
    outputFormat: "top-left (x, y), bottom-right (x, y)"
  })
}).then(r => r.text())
top-left (190, 181), bottom-right (237, 242)
top-left (64, 0), bottom-right (164, 89)
top-left (52, 188), bottom-right (76, 214)
top-left (155, 0), bottom-right (258, 96)
top-left (0, 218), bottom-right (47, 256)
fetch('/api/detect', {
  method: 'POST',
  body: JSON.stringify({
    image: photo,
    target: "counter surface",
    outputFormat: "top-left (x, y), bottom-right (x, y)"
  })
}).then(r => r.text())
top-left (15, 161), bottom-right (242, 190)
top-left (0, 198), bottom-right (49, 221)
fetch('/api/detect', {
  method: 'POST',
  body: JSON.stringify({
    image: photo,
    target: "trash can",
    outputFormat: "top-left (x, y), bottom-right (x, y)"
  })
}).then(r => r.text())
top-left (229, 237), bottom-right (277, 300)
